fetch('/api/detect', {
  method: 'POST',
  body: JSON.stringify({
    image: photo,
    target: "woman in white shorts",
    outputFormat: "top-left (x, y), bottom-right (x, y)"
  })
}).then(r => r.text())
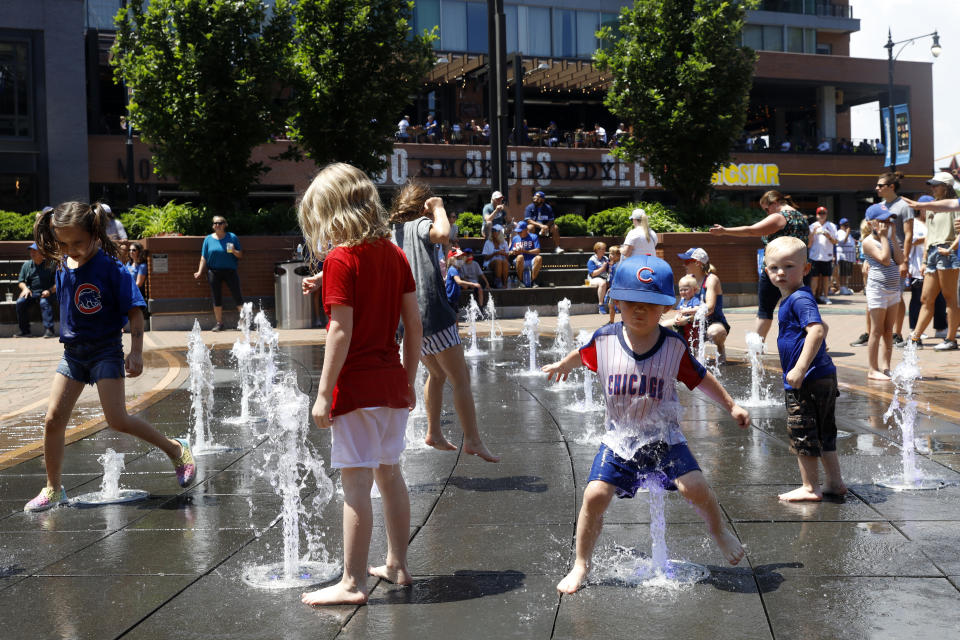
top-left (862, 203), bottom-right (904, 381)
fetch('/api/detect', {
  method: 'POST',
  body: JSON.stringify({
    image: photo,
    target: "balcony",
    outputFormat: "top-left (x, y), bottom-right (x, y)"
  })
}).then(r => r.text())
top-left (759, 1), bottom-right (853, 19)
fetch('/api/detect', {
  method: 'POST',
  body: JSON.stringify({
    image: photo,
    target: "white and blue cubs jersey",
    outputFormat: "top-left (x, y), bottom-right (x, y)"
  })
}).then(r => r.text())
top-left (56, 249), bottom-right (145, 344)
top-left (579, 323), bottom-right (705, 452)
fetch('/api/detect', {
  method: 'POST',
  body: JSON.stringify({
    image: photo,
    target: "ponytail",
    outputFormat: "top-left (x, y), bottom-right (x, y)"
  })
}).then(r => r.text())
top-left (92, 202), bottom-right (119, 260)
top-left (33, 207), bottom-right (59, 266)
top-left (759, 190), bottom-right (799, 211)
top-left (33, 201), bottom-right (118, 267)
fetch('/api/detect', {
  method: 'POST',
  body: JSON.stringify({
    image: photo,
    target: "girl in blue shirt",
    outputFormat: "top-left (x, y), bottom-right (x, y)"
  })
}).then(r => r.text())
top-left (24, 202), bottom-right (195, 512)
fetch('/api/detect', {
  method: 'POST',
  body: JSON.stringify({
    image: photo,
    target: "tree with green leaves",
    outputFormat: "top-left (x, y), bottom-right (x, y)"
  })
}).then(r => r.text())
top-left (112, 0), bottom-right (293, 211)
top-left (284, 0), bottom-right (436, 175)
top-left (596, 0), bottom-right (757, 220)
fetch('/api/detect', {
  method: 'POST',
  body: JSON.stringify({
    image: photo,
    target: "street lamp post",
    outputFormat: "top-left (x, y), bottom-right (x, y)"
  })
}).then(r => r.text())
top-left (885, 28), bottom-right (941, 172)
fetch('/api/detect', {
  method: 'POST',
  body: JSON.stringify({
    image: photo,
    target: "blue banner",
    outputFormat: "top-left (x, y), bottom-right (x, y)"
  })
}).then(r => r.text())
top-left (882, 104), bottom-right (911, 167)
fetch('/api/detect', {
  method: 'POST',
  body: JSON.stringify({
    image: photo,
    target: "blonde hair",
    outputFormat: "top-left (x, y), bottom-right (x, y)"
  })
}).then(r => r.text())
top-left (34, 201), bottom-right (119, 267)
top-left (297, 163), bottom-right (391, 264)
top-left (632, 209), bottom-right (653, 242)
top-left (859, 218), bottom-right (871, 239)
top-left (678, 274), bottom-right (698, 290)
top-left (593, 241), bottom-right (607, 253)
top-left (609, 245), bottom-right (622, 261)
top-left (765, 235), bottom-right (807, 263)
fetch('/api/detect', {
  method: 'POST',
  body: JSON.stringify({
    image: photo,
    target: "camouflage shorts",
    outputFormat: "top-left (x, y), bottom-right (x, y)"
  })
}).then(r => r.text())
top-left (784, 374), bottom-right (838, 457)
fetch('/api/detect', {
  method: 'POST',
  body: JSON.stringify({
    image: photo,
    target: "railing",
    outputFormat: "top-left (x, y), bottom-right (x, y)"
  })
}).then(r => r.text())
top-left (758, 1), bottom-right (853, 19)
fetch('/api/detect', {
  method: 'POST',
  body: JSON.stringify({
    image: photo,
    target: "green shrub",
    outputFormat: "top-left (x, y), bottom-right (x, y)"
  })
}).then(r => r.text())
top-left (640, 202), bottom-right (693, 233)
top-left (555, 213), bottom-right (588, 236)
top-left (587, 208), bottom-right (631, 237)
top-left (0, 210), bottom-right (37, 240)
top-left (120, 202), bottom-right (209, 238)
top-left (456, 212), bottom-right (483, 237)
top-left (698, 200), bottom-right (760, 230)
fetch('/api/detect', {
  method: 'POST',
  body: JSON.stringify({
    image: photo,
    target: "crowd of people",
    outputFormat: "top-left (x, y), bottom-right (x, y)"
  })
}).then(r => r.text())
top-left (396, 114), bottom-right (627, 148)
top-left (734, 134), bottom-right (885, 155)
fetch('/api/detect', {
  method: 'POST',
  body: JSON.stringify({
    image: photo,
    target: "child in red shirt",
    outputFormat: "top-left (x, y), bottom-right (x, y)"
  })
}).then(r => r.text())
top-left (297, 163), bottom-right (423, 606)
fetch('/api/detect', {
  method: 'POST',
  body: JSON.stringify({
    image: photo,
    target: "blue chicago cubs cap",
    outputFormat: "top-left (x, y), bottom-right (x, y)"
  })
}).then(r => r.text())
top-left (865, 202), bottom-right (895, 221)
top-left (515, 221), bottom-right (528, 232)
top-left (608, 254), bottom-right (676, 306)
top-left (917, 195), bottom-right (935, 203)
top-left (534, 190), bottom-right (546, 198)
top-left (838, 217), bottom-right (849, 225)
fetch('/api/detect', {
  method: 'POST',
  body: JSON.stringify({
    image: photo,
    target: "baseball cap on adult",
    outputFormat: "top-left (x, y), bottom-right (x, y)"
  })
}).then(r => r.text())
top-left (677, 247), bottom-right (709, 265)
top-left (838, 217), bottom-right (849, 225)
top-left (927, 172), bottom-right (955, 187)
top-left (865, 202), bottom-right (896, 221)
top-left (491, 190), bottom-right (503, 201)
top-left (917, 195), bottom-right (935, 203)
top-left (608, 254), bottom-right (677, 306)
top-left (629, 208), bottom-right (646, 220)
top-left (515, 221), bottom-right (528, 232)
top-left (28, 242), bottom-right (38, 251)
top-left (534, 191), bottom-right (546, 198)
top-left (816, 206), bottom-right (828, 215)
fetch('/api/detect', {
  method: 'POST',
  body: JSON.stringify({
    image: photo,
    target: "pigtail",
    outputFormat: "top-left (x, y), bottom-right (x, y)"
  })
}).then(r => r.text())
top-left (33, 206), bottom-right (61, 267)
top-left (92, 202), bottom-right (119, 260)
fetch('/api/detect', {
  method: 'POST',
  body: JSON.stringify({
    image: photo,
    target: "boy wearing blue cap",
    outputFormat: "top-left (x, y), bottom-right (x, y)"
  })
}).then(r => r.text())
top-left (509, 221), bottom-right (542, 287)
top-left (543, 254), bottom-right (750, 594)
top-left (764, 235), bottom-right (846, 501)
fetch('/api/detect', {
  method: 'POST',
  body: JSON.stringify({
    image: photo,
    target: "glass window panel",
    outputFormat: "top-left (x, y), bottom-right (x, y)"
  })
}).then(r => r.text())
top-left (599, 12), bottom-right (619, 50)
top-left (804, 28), bottom-right (817, 54)
top-left (518, 6), bottom-right (551, 56)
top-left (415, 0), bottom-right (441, 48)
top-left (0, 40), bottom-right (32, 139)
top-left (787, 27), bottom-right (803, 53)
top-left (466, 2), bottom-right (487, 51)
top-left (86, 0), bottom-right (123, 30)
top-left (504, 4), bottom-right (519, 54)
top-left (742, 24), bottom-right (762, 50)
top-left (553, 9), bottom-right (576, 58)
top-left (441, 1), bottom-right (467, 51)
top-left (763, 25), bottom-right (783, 51)
top-left (576, 11), bottom-right (599, 58)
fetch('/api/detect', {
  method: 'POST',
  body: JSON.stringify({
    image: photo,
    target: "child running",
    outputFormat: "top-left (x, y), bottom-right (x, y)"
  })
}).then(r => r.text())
top-left (763, 236), bottom-right (845, 501)
top-left (25, 202), bottom-right (194, 512)
top-left (298, 163), bottom-right (423, 606)
top-left (543, 255), bottom-right (749, 594)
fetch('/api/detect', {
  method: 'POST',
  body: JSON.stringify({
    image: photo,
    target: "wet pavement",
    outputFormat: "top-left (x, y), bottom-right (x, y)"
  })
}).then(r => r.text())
top-left (1, 334), bottom-right (960, 639)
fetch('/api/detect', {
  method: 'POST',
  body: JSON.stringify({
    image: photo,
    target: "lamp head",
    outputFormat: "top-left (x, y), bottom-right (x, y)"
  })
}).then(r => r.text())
top-left (931, 31), bottom-right (942, 58)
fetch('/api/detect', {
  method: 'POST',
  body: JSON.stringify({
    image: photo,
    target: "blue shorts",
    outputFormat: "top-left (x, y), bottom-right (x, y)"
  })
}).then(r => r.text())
top-left (924, 243), bottom-right (960, 274)
top-left (588, 442), bottom-right (701, 498)
top-left (56, 336), bottom-right (125, 385)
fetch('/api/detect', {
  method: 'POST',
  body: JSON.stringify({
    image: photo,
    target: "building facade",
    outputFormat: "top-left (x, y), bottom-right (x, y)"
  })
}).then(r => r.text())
top-left (0, 0), bottom-right (937, 224)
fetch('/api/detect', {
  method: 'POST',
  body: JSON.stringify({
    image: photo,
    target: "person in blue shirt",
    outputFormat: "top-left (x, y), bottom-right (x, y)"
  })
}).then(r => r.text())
top-left (524, 191), bottom-right (563, 253)
top-left (125, 241), bottom-right (148, 297)
top-left (509, 221), bottom-right (542, 287)
top-left (443, 249), bottom-right (481, 309)
top-left (15, 242), bottom-right (57, 337)
top-left (764, 235), bottom-right (845, 503)
top-left (586, 241), bottom-right (610, 314)
top-left (193, 215), bottom-right (244, 331)
top-left (23, 202), bottom-right (195, 512)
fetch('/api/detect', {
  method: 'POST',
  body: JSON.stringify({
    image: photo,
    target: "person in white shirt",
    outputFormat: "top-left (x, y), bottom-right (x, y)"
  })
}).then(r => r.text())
top-left (594, 123), bottom-right (607, 146)
top-left (808, 206), bottom-right (838, 304)
top-left (835, 218), bottom-right (857, 295)
top-left (397, 115), bottom-right (410, 141)
top-left (481, 224), bottom-right (510, 288)
top-left (620, 208), bottom-right (658, 258)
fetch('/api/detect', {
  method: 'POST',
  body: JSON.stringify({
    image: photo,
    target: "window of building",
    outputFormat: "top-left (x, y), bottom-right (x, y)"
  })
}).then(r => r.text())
top-left (466, 2), bottom-right (487, 51)
top-left (742, 24), bottom-right (763, 50)
top-left (786, 27), bottom-right (803, 53)
top-left (804, 28), bottom-right (817, 53)
top-left (414, 0), bottom-right (441, 48)
top-left (518, 6), bottom-right (551, 57)
top-left (0, 40), bottom-right (33, 139)
top-left (816, 41), bottom-right (832, 55)
top-left (86, 0), bottom-right (123, 31)
top-left (553, 9), bottom-right (576, 58)
top-left (505, 4), bottom-right (519, 53)
top-left (762, 25), bottom-right (783, 51)
top-left (599, 12), bottom-right (619, 50)
top-left (440, 1), bottom-right (467, 51)
top-left (576, 11), bottom-right (599, 58)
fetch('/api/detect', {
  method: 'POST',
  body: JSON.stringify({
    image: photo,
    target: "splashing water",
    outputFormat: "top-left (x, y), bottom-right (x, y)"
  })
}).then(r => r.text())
top-left (242, 375), bottom-right (340, 588)
top-left (550, 298), bottom-right (573, 354)
top-left (187, 320), bottom-right (229, 453)
top-left (485, 294), bottom-right (503, 342)
top-left (739, 332), bottom-right (777, 406)
top-left (877, 340), bottom-right (946, 491)
top-left (568, 330), bottom-right (603, 417)
top-left (463, 296), bottom-right (484, 357)
top-left (72, 449), bottom-right (149, 505)
top-left (406, 358), bottom-right (429, 450)
top-left (253, 309), bottom-right (280, 406)
top-left (520, 308), bottom-right (540, 374)
top-left (227, 303), bottom-right (261, 424)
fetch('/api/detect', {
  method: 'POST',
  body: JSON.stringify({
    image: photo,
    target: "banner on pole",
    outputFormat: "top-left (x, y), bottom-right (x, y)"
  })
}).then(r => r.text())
top-left (882, 104), bottom-right (911, 167)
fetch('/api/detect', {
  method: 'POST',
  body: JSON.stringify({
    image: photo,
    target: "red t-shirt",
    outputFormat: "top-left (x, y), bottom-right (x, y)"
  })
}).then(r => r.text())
top-left (322, 239), bottom-right (416, 416)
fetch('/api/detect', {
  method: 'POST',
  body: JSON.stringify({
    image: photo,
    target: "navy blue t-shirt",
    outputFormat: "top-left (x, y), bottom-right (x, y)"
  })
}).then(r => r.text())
top-left (445, 265), bottom-right (462, 303)
top-left (56, 249), bottom-right (146, 344)
top-left (776, 286), bottom-right (835, 389)
top-left (524, 202), bottom-right (554, 223)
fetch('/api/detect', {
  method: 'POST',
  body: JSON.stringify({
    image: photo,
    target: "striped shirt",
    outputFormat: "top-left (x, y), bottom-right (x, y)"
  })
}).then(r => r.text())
top-left (580, 324), bottom-right (705, 454)
top-left (864, 234), bottom-right (900, 291)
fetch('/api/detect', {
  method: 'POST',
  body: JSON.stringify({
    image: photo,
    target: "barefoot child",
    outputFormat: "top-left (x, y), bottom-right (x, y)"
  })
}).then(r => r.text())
top-left (763, 236), bottom-right (846, 502)
top-left (543, 255), bottom-right (750, 594)
top-left (25, 203), bottom-right (194, 511)
top-left (298, 163), bottom-right (423, 605)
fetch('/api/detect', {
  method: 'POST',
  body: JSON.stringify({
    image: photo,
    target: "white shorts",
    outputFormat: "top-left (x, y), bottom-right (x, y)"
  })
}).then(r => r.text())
top-left (588, 277), bottom-right (607, 287)
top-left (330, 407), bottom-right (408, 469)
top-left (865, 285), bottom-right (901, 310)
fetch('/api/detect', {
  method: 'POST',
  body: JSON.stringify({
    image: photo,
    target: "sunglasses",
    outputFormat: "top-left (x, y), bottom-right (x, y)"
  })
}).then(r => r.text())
top-left (213, 221), bottom-right (226, 226)
top-left (875, 183), bottom-right (889, 188)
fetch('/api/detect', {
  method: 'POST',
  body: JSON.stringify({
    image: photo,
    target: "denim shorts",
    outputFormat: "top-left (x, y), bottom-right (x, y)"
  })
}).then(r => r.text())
top-left (587, 441), bottom-right (701, 498)
top-left (924, 243), bottom-right (960, 274)
top-left (56, 336), bottom-right (125, 385)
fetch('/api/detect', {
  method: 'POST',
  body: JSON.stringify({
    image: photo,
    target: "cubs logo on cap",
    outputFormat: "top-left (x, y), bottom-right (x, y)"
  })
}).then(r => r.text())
top-left (608, 254), bottom-right (676, 306)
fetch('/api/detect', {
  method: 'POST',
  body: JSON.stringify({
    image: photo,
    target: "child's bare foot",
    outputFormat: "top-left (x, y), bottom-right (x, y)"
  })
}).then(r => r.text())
top-left (867, 369), bottom-right (891, 381)
top-left (716, 529), bottom-right (745, 566)
top-left (369, 564), bottom-right (412, 585)
top-left (778, 485), bottom-right (823, 502)
top-left (822, 481), bottom-right (848, 497)
top-left (424, 435), bottom-right (457, 452)
top-left (557, 565), bottom-right (588, 594)
top-left (301, 582), bottom-right (368, 606)
top-left (464, 438), bottom-right (500, 463)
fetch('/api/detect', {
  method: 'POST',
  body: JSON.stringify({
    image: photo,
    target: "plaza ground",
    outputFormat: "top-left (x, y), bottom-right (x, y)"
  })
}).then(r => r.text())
top-left (0, 295), bottom-right (959, 639)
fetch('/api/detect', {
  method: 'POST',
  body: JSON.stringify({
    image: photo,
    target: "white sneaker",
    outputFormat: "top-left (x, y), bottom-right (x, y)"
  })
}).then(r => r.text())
top-left (823, 297), bottom-right (832, 305)
top-left (555, 247), bottom-right (564, 253)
